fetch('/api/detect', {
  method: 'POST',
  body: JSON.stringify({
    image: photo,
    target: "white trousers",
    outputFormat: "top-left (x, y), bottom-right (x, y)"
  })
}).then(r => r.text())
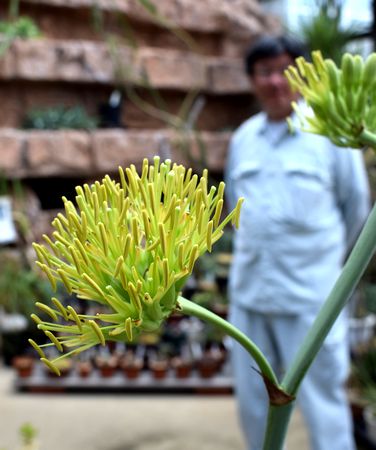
top-left (230, 304), bottom-right (355, 450)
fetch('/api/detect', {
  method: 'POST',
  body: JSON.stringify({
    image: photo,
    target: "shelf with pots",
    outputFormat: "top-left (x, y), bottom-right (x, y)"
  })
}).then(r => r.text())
top-left (13, 344), bottom-right (233, 394)
top-left (12, 298), bottom-right (233, 392)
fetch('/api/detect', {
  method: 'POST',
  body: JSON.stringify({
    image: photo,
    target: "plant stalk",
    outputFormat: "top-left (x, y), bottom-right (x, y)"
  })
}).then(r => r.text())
top-left (282, 131), bottom-right (376, 395)
top-left (263, 402), bottom-right (295, 450)
top-left (9, 0), bottom-right (19, 20)
top-left (177, 296), bottom-right (279, 387)
top-left (261, 183), bottom-right (376, 449)
top-left (359, 129), bottom-right (376, 149)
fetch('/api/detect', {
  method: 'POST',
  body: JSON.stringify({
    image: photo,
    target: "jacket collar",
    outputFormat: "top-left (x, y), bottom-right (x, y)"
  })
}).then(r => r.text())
top-left (255, 100), bottom-right (305, 138)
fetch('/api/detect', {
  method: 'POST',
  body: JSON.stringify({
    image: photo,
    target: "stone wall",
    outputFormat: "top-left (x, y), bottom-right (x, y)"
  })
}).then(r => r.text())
top-left (0, 0), bottom-right (279, 238)
top-left (2, 128), bottom-right (230, 177)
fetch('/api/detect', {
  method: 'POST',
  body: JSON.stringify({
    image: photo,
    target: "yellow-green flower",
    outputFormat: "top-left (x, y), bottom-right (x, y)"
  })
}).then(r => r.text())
top-left (285, 51), bottom-right (376, 149)
top-left (30, 157), bottom-right (243, 375)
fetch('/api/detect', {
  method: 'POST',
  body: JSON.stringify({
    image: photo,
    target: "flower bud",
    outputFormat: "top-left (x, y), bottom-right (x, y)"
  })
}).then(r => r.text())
top-left (285, 51), bottom-right (376, 149)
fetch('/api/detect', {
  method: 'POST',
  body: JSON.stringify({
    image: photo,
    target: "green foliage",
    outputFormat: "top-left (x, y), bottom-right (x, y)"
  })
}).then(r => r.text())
top-left (296, 0), bottom-right (361, 64)
top-left (0, 1), bottom-right (41, 57)
top-left (19, 423), bottom-right (37, 445)
top-left (22, 106), bottom-right (98, 130)
top-left (0, 422), bottom-right (38, 450)
top-left (0, 253), bottom-right (52, 318)
top-left (0, 16), bottom-right (41, 40)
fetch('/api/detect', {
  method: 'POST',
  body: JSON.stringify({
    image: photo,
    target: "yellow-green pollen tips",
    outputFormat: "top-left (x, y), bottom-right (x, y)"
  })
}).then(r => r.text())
top-left (41, 358), bottom-right (61, 376)
top-left (88, 320), bottom-right (106, 346)
top-left (44, 331), bottom-right (63, 352)
top-left (285, 51), bottom-right (376, 149)
top-left (28, 339), bottom-right (46, 359)
top-left (30, 156), bottom-right (243, 373)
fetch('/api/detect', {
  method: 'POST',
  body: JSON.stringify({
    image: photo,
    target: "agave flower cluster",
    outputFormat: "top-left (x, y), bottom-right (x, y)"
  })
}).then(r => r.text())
top-left (285, 51), bottom-right (376, 148)
top-left (30, 157), bottom-right (243, 374)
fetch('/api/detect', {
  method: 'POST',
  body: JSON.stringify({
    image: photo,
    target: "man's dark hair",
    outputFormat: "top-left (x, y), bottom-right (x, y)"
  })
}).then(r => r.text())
top-left (245, 35), bottom-right (308, 75)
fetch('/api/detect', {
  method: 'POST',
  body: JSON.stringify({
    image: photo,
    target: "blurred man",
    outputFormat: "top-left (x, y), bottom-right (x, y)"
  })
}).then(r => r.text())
top-left (225, 35), bottom-right (370, 450)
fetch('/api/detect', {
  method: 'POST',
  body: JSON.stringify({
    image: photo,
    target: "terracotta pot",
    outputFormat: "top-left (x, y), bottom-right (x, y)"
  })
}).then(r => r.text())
top-left (12, 356), bottom-right (34, 378)
top-left (121, 358), bottom-right (143, 379)
top-left (171, 357), bottom-right (192, 378)
top-left (210, 346), bottom-right (227, 371)
top-left (197, 355), bottom-right (218, 378)
top-left (149, 360), bottom-right (169, 379)
top-left (77, 361), bottom-right (93, 378)
top-left (95, 356), bottom-right (118, 378)
top-left (100, 366), bottom-right (116, 377)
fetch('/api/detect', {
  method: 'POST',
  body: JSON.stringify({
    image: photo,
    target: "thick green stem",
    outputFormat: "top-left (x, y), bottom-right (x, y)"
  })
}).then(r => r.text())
top-left (261, 129), bottom-right (376, 448)
top-left (263, 402), bottom-right (295, 450)
top-left (177, 296), bottom-right (279, 387)
top-left (282, 154), bottom-right (376, 395)
top-left (260, 201), bottom-right (376, 449)
top-left (360, 129), bottom-right (376, 149)
top-left (281, 131), bottom-right (376, 395)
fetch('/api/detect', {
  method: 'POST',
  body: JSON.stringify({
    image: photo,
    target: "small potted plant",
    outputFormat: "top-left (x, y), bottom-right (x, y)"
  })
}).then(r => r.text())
top-left (19, 422), bottom-right (39, 450)
top-left (149, 358), bottom-right (169, 379)
top-left (197, 350), bottom-right (219, 379)
top-left (95, 349), bottom-right (118, 378)
top-left (76, 359), bottom-right (93, 378)
top-left (171, 356), bottom-right (193, 378)
top-left (120, 351), bottom-right (144, 379)
top-left (12, 354), bottom-right (34, 378)
top-left (147, 349), bottom-right (170, 380)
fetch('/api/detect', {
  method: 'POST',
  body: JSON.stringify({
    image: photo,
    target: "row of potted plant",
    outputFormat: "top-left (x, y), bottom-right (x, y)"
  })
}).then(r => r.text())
top-left (12, 345), bottom-right (228, 381)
